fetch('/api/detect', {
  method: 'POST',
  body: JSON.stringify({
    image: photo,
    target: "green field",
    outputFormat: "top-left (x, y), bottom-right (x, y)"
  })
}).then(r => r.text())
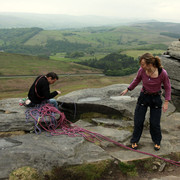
top-left (24, 26), bottom-right (174, 53)
top-left (0, 52), bottom-right (101, 76)
top-left (50, 50), bottom-right (164, 63)
top-left (50, 52), bottom-right (108, 62)
top-left (121, 50), bottom-right (164, 58)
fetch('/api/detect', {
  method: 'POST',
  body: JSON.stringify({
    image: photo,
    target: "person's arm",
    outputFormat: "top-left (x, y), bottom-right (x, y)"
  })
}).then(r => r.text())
top-left (128, 68), bottom-right (142, 90)
top-left (56, 90), bottom-right (61, 95)
top-left (163, 100), bottom-right (169, 112)
top-left (162, 69), bottom-right (171, 112)
top-left (43, 88), bottom-right (58, 99)
top-left (120, 88), bottom-right (130, 96)
top-left (40, 79), bottom-right (58, 99)
top-left (121, 68), bottom-right (142, 96)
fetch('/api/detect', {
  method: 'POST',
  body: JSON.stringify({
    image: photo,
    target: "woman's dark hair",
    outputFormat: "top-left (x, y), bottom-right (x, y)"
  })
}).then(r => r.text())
top-left (139, 53), bottom-right (163, 68)
top-left (46, 72), bottom-right (59, 80)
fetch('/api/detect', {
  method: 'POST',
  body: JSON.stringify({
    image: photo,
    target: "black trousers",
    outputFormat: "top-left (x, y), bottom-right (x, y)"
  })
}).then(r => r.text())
top-left (130, 92), bottom-right (162, 145)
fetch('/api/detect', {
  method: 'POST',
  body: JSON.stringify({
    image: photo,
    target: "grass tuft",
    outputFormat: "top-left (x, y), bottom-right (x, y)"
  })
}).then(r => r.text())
top-left (45, 160), bottom-right (112, 180)
top-left (118, 162), bottom-right (138, 177)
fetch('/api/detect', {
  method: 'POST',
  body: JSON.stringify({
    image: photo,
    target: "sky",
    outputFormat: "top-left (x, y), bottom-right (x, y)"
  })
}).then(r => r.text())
top-left (0, 0), bottom-right (180, 23)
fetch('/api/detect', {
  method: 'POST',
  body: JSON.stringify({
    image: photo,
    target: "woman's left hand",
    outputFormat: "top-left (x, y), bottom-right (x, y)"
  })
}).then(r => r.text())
top-left (162, 101), bottom-right (168, 112)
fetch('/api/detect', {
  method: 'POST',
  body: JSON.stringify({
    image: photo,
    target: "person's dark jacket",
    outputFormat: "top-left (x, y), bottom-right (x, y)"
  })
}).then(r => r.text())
top-left (28, 75), bottom-right (58, 104)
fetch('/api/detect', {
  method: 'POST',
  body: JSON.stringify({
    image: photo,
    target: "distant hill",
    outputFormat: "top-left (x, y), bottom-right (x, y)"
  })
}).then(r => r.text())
top-left (132, 22), bottom-right (180, 34)
top-left (0, 12), bottom-right (138, 29)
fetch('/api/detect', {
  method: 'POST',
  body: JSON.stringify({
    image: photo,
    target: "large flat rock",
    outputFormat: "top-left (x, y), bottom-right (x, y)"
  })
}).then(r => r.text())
top-left (0, 133), bottom-right (112, 179)
top-left (57, 84), bottom-right (176, 121)
top-left (106, 113), bottom-right (180, 162)
top-left (0, 98), bottom-right (34, 132)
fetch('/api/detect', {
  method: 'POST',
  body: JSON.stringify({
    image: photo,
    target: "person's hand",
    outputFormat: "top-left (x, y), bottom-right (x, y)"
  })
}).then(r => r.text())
top-left (120, 89), bottom-right (128, 96)
top-left (162, 101), bottom-right (168, 112)
top-left (56, 90), bottom-right (61, 95)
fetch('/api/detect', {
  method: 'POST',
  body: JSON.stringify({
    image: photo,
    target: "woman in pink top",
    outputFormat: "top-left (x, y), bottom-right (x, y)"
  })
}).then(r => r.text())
top-left (121, 53), bottom-right (171, 151)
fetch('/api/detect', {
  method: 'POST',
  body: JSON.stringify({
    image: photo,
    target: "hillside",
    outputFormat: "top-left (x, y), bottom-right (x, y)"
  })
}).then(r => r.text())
top-left (24, 24), bottom-right (176, 52)
top-left (0, 52), bottom-right (137, 100)
top-left (132, 22), bottom-right (180, 33)
top-left (0, 52), bottom-right (101, 76)
top-left (0, 22), bottom-right (179, 57)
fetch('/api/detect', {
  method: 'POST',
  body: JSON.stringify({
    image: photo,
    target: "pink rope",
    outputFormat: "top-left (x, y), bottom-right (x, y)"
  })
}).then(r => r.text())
top-left (26, 103), bottom-right (180, 167)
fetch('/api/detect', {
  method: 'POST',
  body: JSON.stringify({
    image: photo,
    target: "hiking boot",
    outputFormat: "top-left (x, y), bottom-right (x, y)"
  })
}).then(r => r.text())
top-left (131, 143), bottom-right (138, 150)
top-left (154, 144), bottom-right (160, 151)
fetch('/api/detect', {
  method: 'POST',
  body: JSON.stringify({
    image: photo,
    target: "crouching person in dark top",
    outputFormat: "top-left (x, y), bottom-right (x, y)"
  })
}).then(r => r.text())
top-left (27, 72), bottom-right (61, 109)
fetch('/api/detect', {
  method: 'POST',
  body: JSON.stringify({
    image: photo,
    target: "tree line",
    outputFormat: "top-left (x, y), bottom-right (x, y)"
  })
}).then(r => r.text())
top-left (2, 40), bottom-right (91, 57)
top-left (77, 52), bottom-right (139, 76)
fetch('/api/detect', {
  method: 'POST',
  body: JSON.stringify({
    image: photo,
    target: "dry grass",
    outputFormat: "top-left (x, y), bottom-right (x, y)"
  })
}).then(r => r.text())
top-left (0, 131), bottom-right (26, 138)
top-left (0, 74), bottom-right (135, 100)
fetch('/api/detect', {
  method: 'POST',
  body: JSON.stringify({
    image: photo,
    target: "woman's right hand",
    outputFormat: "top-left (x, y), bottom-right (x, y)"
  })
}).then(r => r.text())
top-left (120, 89), bottom-right (128, 96)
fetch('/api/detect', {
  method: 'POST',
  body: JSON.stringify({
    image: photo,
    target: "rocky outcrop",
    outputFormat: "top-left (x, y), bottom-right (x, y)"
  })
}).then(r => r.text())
top-left (165, 40), bottom-right (180, 60)
top-left (57, 84), bottom-right (176, 120)
top-left (161, 56), bottom-right (180, 111)
top-left (0, 97), bottom-right (132, 179)
top-left (0, 85), bottom-right (178, 179)
top-left (0, 99), bottom-right (34, 132)
top-left (57, 84), bottom-right (138, 120)
top-left (162, 40), bottom-right (180, 111)
top-left (0, 132), bottom-right (112, 179)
